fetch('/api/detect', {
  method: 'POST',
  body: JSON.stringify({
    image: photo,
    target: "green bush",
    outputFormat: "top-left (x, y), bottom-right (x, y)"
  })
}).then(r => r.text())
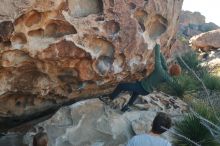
top-left (173, 102), bottom-right (220, 146)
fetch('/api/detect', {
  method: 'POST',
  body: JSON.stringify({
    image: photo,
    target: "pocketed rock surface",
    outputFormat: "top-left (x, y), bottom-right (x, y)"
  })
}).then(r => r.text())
top-left (0, 0), bottom-right (183, 128)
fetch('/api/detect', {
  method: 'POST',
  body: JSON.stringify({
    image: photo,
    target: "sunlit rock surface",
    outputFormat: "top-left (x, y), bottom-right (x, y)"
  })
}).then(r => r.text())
top-left (0, 0), bottom-right (183, 126)
top-left (191, 29), bottom-right (220, 51)
top-left (20, 92), bottom-right (187, 146)
top-left (170, 10), bottom-right (219, 55)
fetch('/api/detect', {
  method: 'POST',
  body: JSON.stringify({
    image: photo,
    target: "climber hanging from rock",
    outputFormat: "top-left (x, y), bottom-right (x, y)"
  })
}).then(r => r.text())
top-left (99, 42), bottom-right (182, 112)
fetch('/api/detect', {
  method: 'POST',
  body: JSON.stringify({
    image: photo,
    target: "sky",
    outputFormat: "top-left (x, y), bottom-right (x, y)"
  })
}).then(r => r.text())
top-left (182, 0), bottom-right (220, 26)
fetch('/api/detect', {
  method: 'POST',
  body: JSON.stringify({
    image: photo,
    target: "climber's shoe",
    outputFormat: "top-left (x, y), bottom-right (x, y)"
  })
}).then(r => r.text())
top-left (99, 96), bottom-right (112, 105)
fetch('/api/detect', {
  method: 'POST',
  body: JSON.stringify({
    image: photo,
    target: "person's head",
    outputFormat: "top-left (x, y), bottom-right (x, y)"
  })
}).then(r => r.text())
top-left (151, 112), bottom-right (172, 134)
top-left (169, 63), bottom-right (181, 77)
top-left (33, 132), bottom-right (48, 146)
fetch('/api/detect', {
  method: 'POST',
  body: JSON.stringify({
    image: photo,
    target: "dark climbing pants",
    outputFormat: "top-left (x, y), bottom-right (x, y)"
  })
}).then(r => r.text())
top-left (110, 81), bottom-right (149, 106)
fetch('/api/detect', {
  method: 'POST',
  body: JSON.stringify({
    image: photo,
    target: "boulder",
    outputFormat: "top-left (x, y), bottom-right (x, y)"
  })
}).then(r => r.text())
top-left (0, 0), bottom-right (183, 129)
top-left (179, 11), bottom-right (205, 26)
top-left (171, 10), bottom-right (219, 55)
top-left (190, 29), bottom-right (220, 51)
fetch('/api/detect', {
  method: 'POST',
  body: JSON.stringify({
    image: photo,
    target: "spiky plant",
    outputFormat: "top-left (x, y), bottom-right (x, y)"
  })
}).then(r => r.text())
top-left (202, 73), bottom-right (220, 92)
top-left (194, 110), bottom-right (220, 145)
top-left (177, 51), bottom-right (201, 71)
top-left (158, 72), bottom-right (200, 97)
top-left (175, 73), bottom-right (200, 93)
top-left (173, 102), bottom-right (220, 146)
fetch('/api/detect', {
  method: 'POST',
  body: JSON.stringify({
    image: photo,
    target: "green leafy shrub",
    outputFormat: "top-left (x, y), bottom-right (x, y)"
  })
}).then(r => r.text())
top-left (173, 102), bottom-right (220, 146)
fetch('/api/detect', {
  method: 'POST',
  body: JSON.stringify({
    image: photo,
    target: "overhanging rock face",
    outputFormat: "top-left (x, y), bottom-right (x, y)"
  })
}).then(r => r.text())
top-left (0, 0), bottom-right (183, 122)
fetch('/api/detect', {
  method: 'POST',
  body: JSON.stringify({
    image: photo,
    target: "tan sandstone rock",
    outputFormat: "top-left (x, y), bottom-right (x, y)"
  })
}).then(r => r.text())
top-left (179, 11), bottom-right (205, 26)
top-left (170, 10), bottom-right (219, 55)
top-left (190, 29), bottom-right (220, 51)
top-left (0, 0), bottom-right (183, 126)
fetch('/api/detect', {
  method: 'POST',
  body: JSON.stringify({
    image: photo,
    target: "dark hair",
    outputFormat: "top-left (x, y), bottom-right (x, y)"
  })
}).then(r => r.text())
top-left (152, 112), bottom-right (172, 134)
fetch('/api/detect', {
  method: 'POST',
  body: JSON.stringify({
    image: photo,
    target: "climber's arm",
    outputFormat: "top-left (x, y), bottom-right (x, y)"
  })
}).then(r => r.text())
top-left (160, 52), bottom-right (168, 71)
top-left (154, 44), bottom-right (161, 68)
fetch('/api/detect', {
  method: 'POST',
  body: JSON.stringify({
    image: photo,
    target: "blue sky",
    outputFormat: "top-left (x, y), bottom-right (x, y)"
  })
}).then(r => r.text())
top-left (183, 0), bottom-right (220, 26)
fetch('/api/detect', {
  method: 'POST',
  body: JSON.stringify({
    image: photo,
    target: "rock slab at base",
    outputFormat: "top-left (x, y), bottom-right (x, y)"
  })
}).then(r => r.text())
top-left (21, 92), bottom-right (187, 146)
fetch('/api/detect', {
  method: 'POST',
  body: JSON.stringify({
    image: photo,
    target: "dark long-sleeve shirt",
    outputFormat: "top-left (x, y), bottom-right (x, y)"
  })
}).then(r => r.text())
top-left (141, 44), bottom-right (177, 93)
